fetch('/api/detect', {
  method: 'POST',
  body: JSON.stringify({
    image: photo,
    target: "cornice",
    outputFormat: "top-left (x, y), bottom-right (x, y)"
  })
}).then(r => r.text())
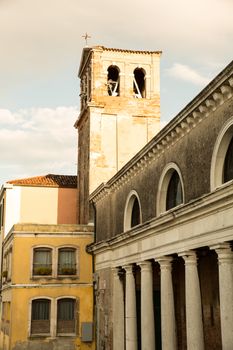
top-left (90, 62), bottom-right (233, 204)
top-left (99, 46), bottom-right (162, 55)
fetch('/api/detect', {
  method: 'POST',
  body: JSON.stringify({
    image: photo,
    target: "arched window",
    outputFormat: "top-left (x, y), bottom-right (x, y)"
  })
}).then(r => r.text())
top-left (210, 117), bottom-right (233, 190)
top-left (133, 68), bottom-right (146, 98)
top-left (223, 136), bottom-right (233, 183)
top-left (107, 66), bottom-right (120, 96)
top-left (57, 298), bottom-right (76, 335)
top-left (166, 171), bottom-right (183, 210)
top-left (131, 197), bottom-right (140, 227)
top-left (157, 163), bottom-right (184, 215)
top-left (31, 299), bottom-right (51, 335)
top-left (124, 191), bottom-right (142, 231)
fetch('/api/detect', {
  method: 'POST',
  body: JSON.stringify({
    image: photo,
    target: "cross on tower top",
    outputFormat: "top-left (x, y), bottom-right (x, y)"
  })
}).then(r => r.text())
top-left (82, 32), bottom-right (91, 46)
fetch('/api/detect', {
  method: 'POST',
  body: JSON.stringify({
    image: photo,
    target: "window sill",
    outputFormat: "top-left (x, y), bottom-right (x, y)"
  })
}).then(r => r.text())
top-left (31, 276), bottom-right (79, 281)
top-left (29, 334), bottom-right (51, 339)
top-left (57, 275), bottom-right (79, 280)
top-left (159, 202), bottom-right (185, 216)
top-left (31, 276), bottom-right (53, 280)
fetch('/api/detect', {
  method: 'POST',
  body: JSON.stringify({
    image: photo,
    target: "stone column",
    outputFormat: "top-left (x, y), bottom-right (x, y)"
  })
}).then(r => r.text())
top-left (138, 261), bottom-right (155, 350)
top-left (211, 243), bottom-right (233, 349)
top-left (179, 251), bottom-right (204, 350)
top-left (157, 256), bottom-right (177, 350)
top-left (112, 267), bottom-right (125, 350)
top-left (123, 264), bottom-right (137, 350)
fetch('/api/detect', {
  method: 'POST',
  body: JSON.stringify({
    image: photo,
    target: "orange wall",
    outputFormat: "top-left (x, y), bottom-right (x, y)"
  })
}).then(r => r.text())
top-left (57, 188), bottom-right (77, 224)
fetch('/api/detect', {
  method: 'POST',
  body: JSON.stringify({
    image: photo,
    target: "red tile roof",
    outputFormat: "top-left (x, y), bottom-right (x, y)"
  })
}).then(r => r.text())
top-left (7, 174), bottom-right (77, 188)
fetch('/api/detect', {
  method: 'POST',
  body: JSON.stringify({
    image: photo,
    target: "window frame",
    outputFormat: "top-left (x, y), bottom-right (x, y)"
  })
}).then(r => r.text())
top-left (56, 297), bottom-right (78, 336)
top-left (57, 247), bottom-right (78, 277)
top-left (30, 297), bottom-right (52, 337)
top-left (157, 162), bottom-right (184, 216)
top-left (166, 170), bottom-right (183, 211)
top-left (124, 190), bottom-right (142, 231)
top-left (210, 116), bottom-right (233, 190)
top-left (32, 246), bottom-right (53, 278)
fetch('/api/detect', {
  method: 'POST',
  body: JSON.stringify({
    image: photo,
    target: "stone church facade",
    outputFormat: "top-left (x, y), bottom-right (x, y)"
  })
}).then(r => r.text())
top-left (79, 47), bottom-right (233, 349)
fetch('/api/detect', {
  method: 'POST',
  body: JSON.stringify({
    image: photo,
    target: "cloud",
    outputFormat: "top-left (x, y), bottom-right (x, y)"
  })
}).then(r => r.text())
top-left (0, 0), bottom-right (232, 75)
top-left (0, 0), bottom-right (232, 182)
top-left (0, 107), bottom-right (78, 184)
top-left (165, 63), bottom-right (210, 86)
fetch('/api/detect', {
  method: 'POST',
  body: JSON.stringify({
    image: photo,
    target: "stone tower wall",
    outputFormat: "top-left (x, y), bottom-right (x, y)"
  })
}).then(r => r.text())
top-left (76, 46), bottom-right (161, 223)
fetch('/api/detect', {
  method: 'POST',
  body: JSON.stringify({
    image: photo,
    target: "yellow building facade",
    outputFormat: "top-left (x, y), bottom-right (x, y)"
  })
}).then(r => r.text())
top-left (0, 175), bottom-right (95, 350)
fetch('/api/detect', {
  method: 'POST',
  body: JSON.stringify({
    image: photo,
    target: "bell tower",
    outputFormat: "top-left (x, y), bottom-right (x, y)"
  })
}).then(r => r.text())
top-left (75, 46), bottom-right (162, 223)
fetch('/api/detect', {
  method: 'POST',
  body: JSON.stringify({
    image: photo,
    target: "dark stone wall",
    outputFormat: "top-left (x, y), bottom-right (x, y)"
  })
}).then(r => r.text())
top-left (95, 268), bottom-right (113, 350)
top-left (95, 98), bottom-right (233, 241)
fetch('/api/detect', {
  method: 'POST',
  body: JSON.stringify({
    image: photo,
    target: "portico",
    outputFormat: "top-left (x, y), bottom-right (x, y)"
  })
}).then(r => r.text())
top-left (91, 179), bottom-right (233, 349)
top-left (111, 242), bottom-right (233, 350)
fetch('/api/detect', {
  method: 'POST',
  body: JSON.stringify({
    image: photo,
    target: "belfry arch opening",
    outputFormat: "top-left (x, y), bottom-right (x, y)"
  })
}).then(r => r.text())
top-left (107, 66), bottom-right (120, 96)
top-left (133, 68), bottom-right (146, 98)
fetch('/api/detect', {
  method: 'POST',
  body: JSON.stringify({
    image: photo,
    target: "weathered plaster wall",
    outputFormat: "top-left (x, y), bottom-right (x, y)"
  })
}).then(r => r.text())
top-left (10, 286), bottom-right (94, 350)
top-left (95, 268), bottom-right (113, 350)
top-left (1, 226), bottom-right (94, 350)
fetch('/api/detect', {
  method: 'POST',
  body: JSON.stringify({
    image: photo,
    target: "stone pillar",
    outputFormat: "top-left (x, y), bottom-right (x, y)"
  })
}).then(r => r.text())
top-left (138, 261), bottom-right (155, 350)
top-left (157, 256), bottom-right (177, 350)
top-left (112, 267), bottom-right (125, 350)
top-left (123, 264), bottom-right (137, 350)
top-left (211, 243), bottom-right (233, 349)
top-left (179, 251), bottom-right (204, 350)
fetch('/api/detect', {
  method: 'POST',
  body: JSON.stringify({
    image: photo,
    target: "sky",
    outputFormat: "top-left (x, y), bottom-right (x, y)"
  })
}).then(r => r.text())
top-left (0, 0), bottom-right (232, 185)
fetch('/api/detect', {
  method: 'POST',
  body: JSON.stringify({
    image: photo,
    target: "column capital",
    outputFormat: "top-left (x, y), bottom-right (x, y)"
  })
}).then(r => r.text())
top-left (178, 250), bottom-right (197, 265)
top-left (136, 260), bottom-right (152, 271)
top-left (122, 264), bottom-right (134, 274)
top-left (156, 256), bottom-right (173, 269)
top-left (210, 242), bottom-right (233, 263)
top-left (111, 266), bottom-right (123, 278)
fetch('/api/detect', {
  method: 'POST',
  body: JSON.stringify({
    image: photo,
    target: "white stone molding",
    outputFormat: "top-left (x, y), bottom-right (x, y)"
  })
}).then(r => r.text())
top-left (157, 256), bottom-right (177, 350)
top-left (137, 261), bottom-right (155, 350)
top-left (179, 251), bottom-right (204, 350)
top-left (122, 264), bottom-right (137, 350)
top-left (156, 162), bottom-right (185, 216)
top-left (112, 267), bottom-right (125, 350)
top-left (124, 190), bottom-right (142, 232)
top-left (210, 115), bottom-right (233, 190)
top-left (210, 243), bottom-right (233, 349)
